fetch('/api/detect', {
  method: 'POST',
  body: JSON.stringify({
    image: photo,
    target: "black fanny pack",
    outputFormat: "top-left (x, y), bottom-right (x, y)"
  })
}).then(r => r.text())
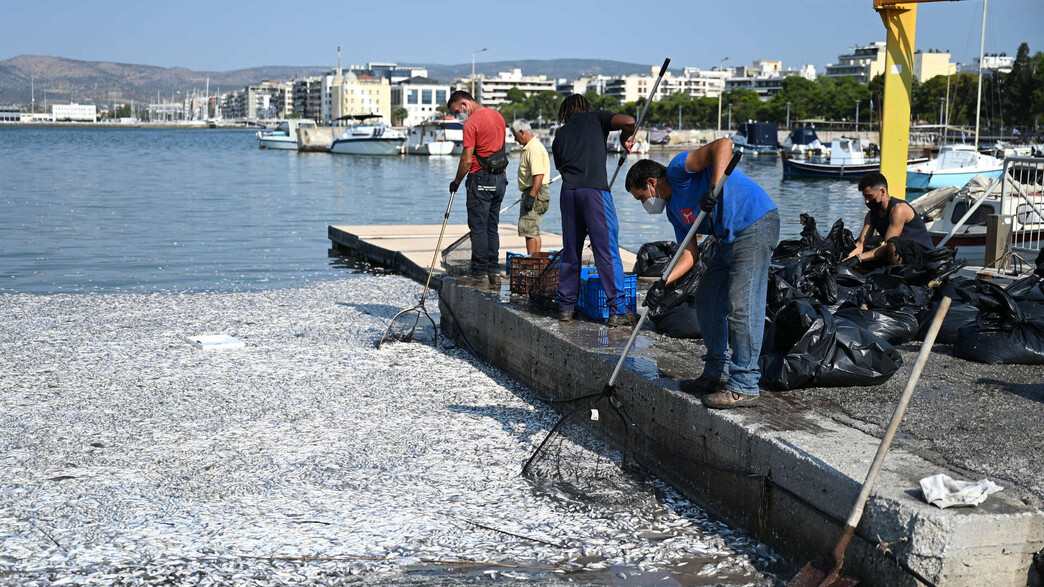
top-left (477, 147), bottom-right (508, 174)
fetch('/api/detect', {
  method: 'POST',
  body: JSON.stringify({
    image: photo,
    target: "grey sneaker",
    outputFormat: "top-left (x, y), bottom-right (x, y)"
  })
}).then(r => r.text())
top-left (488, 273), bottom-right (502, 286)
top-left (701, 390), bottom-right (761, 409)
top-left (559, 309), bottom-right (577, 322)
top-left (679, 377), bottom-right (725, 396)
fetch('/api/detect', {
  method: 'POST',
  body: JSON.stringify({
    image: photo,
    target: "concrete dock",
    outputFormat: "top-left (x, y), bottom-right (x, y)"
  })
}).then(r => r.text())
top-left (329, 223), bottom-right (637, 284)
top-left (330, 224), bottom-right (1044, 586)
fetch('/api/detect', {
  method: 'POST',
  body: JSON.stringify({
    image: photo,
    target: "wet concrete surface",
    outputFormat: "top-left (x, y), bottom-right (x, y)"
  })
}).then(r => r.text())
top-left (475, 280), bottom-right (1044, 511)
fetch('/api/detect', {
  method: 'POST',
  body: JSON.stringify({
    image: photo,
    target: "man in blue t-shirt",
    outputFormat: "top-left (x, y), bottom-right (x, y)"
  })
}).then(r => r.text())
top-left (625, 138), bottom-right (779, 409)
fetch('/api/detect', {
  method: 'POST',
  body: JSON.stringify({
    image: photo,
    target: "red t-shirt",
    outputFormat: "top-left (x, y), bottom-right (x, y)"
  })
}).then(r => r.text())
top-left (462, 107), bottom-right (506, 174)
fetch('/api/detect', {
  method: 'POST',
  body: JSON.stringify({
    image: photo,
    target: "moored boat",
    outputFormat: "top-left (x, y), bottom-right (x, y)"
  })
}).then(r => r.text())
top-left (912, 167), bottom-right (1044, 265)
top-left (730, 122), bottom-right (778, 155)
top-left (781, 138), bottom-right (929, 179)
top-left (780, 126), bottom-right (825, 156)
top-left (330, 114), bottom-right (407, 156)
top-left (906, 144), bottom-right (1004, 191)
top-left (257, 120), bottom-right (317, 150)
top-left (405, 117), bottom-right (455, 156)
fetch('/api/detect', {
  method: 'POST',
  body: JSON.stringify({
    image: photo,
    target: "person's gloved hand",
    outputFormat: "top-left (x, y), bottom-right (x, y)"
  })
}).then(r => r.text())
top-left (699, 187), bottom-right (718, 213)
top-left (643, 279), bottom-right (667, 309)
top-left (523, 194), bottom-right (535, 213)
top-left (449, 180), bottom-right (460, 194)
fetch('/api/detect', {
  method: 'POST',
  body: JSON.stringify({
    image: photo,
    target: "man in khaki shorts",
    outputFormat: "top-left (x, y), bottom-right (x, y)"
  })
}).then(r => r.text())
top-left (511, 119), bottom-right (550, 255)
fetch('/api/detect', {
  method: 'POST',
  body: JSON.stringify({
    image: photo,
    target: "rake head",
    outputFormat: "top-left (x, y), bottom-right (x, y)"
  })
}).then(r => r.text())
top-left (376, 303), bottom-right (437, 348)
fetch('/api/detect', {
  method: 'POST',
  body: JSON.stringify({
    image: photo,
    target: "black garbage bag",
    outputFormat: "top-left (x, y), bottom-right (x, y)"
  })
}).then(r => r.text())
top-left (781, 256), bottom-right (839, 306)
top-left (879, 245), bottom-right (963, 286)
top-left (834, 306), bottom-right (920, 345)
top-left (773, 213), bottom-right (823, 264)
top-left (855, 273), bottom-right (932, 311)
top-left (760, 300), bottom-right (903, 390)
top-left (650, 302), bottom-right (702, 339)
top-left (914, 278), bottom-right (986, 343)
top-left (647, 238), bottom-right (717, 319)
top-left (766, 271), bottom-right (809, 319)
top-left (634, 241), bottom-right (678, 277)
top-left (815, 218), bottom-right (857, 265)
top-left (954, 281), bottom-right (1044, 364)
top-left (1006, 274), bottom-right (1044, 302)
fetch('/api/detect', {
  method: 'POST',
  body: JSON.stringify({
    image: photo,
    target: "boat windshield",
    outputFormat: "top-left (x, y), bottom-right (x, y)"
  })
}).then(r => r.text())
top-left (938, 148), bottom-right (980, 169)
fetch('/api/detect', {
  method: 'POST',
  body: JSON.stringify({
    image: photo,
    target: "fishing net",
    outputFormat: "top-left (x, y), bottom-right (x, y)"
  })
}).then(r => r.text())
top-left (440, 234), bottom-right (473, 276)
top-left (522, 400), bottom-right (648, 506)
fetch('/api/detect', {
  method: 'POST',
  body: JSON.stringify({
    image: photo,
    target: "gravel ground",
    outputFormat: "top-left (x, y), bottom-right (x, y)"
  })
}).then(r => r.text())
top-left (0, 277), bottom-right (783, 586)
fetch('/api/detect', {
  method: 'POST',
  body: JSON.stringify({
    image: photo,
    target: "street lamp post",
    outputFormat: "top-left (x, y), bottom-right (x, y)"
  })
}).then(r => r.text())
top-left (938, 96), bottom-right (944, 127)
top-left (471, 48), bottom-right (488, 97)
top-left (786, 101), bottom-right (791, 129)
top-left (855, 100), bottom-right (860, 132)
top-left (717, 57), bottom-right (728, 136)
top-left (678, 104), bottom-right (682, 129)
top-left (728, 103), bottom-right (733, 131)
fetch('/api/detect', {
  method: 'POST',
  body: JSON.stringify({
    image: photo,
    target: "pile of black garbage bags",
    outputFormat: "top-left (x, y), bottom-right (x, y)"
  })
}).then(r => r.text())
top-left (634, 213), bottom-right (1044, 392)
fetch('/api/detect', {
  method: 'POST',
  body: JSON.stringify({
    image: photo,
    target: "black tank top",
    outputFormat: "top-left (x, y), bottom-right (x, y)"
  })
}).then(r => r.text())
top-left (871, 197), bottom-right (933, 248)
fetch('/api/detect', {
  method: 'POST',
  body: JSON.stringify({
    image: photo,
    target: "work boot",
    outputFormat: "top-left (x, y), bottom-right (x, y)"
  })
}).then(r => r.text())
top-left (559, 308), bottom-right (577, 323)
top-left (488, 272), bottom-right (502, 286)
top-left (701, 389), bottom-right (761, 409)
top-left (607, 311), bottom-right (637, 327)
top-left (679, 377), bottom-right (725, 396)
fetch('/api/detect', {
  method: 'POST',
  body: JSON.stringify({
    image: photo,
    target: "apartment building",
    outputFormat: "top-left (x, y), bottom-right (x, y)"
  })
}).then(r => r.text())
top-left (391, 77), bottom-right (451, 126)
top-left (913, 49), bottom-right (956, 82)
top-left (824, 41), bottom-right (887, 83)
top-left (325, 72), bottom-right (392, 125)
top-left (726, 62), bottom-right (817, 101)
top-left (292, 77), bottom-right (324, 121)
top-left (467, 69), bottom-right (556, 107)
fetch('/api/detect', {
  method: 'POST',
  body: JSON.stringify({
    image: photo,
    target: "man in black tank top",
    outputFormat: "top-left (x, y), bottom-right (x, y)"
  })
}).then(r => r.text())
top-left (847, 172), bottom-right (934, 267)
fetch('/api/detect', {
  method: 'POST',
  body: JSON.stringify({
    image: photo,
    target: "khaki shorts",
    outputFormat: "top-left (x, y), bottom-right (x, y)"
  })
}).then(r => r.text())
top-left (517, 192), bottom-right (550, 238)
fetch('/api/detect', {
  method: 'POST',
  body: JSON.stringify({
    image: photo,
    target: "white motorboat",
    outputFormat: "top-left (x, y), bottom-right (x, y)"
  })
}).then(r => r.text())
top-left (330, 114), bottom-right (407, 156)
top-left (906, 144), bottom-right (1004, 191)
top-left (607, 129), bottom-right (649, 154)
top-left (912, 168), bottom-right (1044, 265)
top-left (257, 119), bottom-right (316, 150)
top-left (405, 117), bottom-right (456, 156)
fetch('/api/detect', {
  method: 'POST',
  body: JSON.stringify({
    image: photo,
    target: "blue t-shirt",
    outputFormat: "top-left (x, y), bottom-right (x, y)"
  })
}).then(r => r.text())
top-left (664, 152), bottom-right (777, 244)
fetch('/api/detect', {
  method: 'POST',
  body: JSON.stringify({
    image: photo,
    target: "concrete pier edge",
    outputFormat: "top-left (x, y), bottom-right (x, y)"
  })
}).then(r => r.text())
top-left (438, 283), bottom-right (1042, 586)
top-left (329, 225), bottom-right (1043, 586)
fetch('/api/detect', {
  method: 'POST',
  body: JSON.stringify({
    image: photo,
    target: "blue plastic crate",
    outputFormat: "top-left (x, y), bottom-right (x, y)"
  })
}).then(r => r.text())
top-left (577, 268), bottom-right (637, 321)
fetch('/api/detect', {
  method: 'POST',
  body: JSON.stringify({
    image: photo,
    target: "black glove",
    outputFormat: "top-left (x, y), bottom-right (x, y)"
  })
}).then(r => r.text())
top-left (643, 279), bottom-right (667, 310)
top-left (699, 187), bottom-right (718, 213)
top-left (522, 194), bottom-right (535, 213)
top-left (449, 180), bottom-right (460, 194)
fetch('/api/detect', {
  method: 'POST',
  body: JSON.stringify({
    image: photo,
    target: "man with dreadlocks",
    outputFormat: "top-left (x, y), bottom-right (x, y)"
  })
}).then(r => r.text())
top-left (552, 93), bottom-right (637, 327)
top-left (625, 138), bottom-right (779, 409)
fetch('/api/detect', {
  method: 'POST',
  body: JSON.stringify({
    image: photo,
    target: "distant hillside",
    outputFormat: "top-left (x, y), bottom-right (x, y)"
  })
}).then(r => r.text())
top-left (0, 55), bottom-right (662, 108)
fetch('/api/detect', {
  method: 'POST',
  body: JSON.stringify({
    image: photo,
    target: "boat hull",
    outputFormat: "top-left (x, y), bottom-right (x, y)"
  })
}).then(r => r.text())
top-left (406, 141), bottom-right (454, 156)
top-left (907, 168), bottom-right (1003, 191)
top-left (258, 135), bottom-right (298, 150)
top-left (329, 138), bottom-right (406, 156)
top-left (783, 155), bottom-right (930, 179)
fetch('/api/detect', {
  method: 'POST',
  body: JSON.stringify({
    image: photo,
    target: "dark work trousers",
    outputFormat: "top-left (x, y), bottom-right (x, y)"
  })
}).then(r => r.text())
top-left (465, 170), bottom-right (507, 276)
top-left (557, 187), bottom-right (626, 314)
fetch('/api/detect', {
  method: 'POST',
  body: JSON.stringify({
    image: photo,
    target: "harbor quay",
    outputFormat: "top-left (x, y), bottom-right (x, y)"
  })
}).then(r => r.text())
top-left (330, 226), bottom-right (1044, 586)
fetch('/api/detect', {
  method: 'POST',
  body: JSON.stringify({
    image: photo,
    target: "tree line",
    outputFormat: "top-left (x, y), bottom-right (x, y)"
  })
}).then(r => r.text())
top-left (493, 42), bottom-right (1042, 134)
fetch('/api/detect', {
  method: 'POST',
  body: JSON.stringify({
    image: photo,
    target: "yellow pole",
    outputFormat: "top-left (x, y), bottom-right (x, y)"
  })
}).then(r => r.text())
top-left (877, 2), bottom-right (917, 200)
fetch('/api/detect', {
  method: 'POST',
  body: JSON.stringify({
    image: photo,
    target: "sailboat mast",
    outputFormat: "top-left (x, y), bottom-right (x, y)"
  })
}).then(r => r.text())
top-left (974, 0), bottom-right (987, 149)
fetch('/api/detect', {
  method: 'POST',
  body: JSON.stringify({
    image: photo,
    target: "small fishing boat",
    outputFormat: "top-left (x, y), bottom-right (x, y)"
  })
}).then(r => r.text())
top-left (330, 114), bottom-right (407, 156)
top-left (781, 138), bottom-right (929, 179)
top-left (257, 120), bottom-right (317, 150)
top-left (730, 122), bottom-right (778, 155)
top-left (405, 117), bottom-right (455, 156)
top-left (912, 169), bottom-right (1044, 265)
top-left (906, 144), bottom-right (1004, 191)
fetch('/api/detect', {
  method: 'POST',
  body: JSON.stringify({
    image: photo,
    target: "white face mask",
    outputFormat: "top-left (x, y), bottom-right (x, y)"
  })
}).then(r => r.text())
top-left (643, 193), bottom-right (666, 215)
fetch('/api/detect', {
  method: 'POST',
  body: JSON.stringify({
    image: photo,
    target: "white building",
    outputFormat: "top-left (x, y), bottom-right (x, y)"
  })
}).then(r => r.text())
top-left (603, 65), bottom-right (729, 104)
top-left (958, 53), bottom-right (1014, 75)
top-left (557, 75), bottom-right (614, 97)
top-left (392, 77), bottom-right (451, 126)
top-left (726, 62), bottom-right (817, 101)
top-left (466, 69), bottom-right (556, 107)
top-left (824, 41), bottom-right (887, 84)
top-left (52, 103), bottom-right (97, 122)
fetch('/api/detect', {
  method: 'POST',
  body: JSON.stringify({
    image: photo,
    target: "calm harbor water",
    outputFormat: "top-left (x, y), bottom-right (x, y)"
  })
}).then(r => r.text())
top-left (1, 126), bottom-right (872, 294)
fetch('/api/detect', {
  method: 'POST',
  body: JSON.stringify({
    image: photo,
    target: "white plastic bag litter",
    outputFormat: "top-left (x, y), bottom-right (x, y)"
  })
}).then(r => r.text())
top-left (919, 474), bottom-right (1003, 508)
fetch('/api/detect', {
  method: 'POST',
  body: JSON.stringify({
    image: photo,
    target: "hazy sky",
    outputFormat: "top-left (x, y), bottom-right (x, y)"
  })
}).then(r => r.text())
top-left (2, 0), bottom-right (1040, 72)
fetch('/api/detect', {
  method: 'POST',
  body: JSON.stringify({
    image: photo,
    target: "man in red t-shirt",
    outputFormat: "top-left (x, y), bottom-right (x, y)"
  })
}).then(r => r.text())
top-left (448, 90), bottom-right (508, 286)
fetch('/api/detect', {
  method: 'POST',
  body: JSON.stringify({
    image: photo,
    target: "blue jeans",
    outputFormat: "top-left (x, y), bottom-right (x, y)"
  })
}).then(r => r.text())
top-left (696, 210), bottom-right (780, 395)
top-left (465, 170), bottom-right (507, 276)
